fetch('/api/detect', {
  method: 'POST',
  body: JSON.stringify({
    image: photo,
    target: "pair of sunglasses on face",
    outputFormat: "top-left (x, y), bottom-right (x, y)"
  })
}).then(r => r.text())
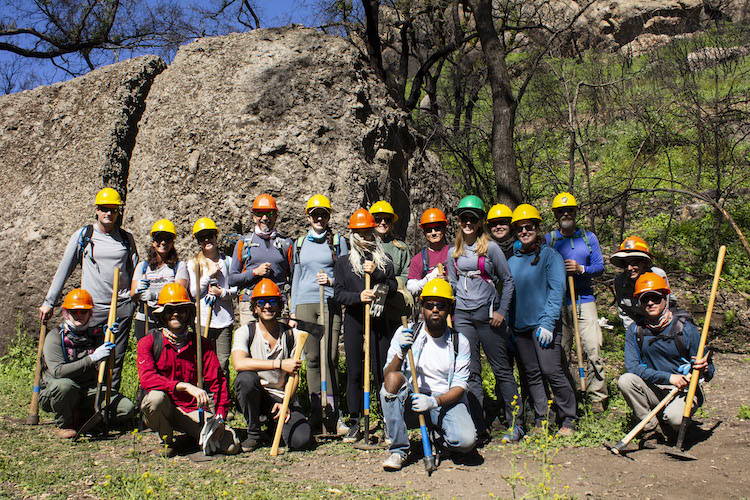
top-left (459, 214), bottom-right (479, 224)
top-left (515, 224), bottom-right (536, 234)
top-left (309, 209), bottom-right (330, 220)
top-left (487, 219), bottom-right (511, 228)
top-left (97, 205), bottom-right (120, 214)
top-left (255, 298), bottom-right (280, 308)
top-left (423, 300), bottom-right (450, 311)
top-left (374, 215), bottom-right (393, 224)
top-left (253, 210), bottom-right (277, 218)
top-left (639, 292), bottom-right (665, 305)
top-left (152, 232), bottom-right (175, 244)
top-left (423, 224), bottom-right (445, 234)
top-left (195, 230), bottom-right (217, 243)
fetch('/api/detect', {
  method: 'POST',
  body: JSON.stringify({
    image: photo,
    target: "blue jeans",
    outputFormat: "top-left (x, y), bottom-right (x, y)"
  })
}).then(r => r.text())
top-left (379, 382), bottom-right (477, 458)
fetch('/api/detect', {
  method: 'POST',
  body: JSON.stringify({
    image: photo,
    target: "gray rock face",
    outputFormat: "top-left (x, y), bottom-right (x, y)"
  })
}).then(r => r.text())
top-left (0, 27), bottom-right (455, 345)
top-left (0, 56), bottom-right (165, 339)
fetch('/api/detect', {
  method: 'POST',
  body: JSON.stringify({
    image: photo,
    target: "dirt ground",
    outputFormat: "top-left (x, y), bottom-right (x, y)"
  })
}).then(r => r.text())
top-left (279, 352), bottom-right (750, 499)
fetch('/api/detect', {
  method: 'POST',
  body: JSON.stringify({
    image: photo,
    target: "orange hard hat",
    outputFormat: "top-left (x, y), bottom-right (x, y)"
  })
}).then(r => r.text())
top-left (252, 193), bottom-right (278, 211)
top-left (611, 236), bottom-right (653, 268)
top-left (61, 289), bottom-right (94, 310)
top-left (634, 272), bottom-right (671, 297)
top-left (157, 283), bottom-right (192, 306)
top-left (251, 278), bottom-right (282, 299)
top-left (419, 208), bottom-right (448, 227)
top-left (348, 208), bottom-right (377, 229)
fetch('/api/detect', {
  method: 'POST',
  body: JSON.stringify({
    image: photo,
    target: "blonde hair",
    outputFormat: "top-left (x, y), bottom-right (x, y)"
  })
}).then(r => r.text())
top-left (452, 226), bottom-right (491, 259)
top-left (349, 232), bottom-right (389, 276)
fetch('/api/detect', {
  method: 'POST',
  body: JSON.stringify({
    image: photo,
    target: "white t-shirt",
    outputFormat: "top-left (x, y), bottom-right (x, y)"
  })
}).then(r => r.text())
top-left (416, 328), bottom-right (452, 395)
top-left (181, 256), bottom-right (237, 329)
top-left (231, 324), bottom-right (298, 400)
top-left (133, 261), bottom-right (186, 318)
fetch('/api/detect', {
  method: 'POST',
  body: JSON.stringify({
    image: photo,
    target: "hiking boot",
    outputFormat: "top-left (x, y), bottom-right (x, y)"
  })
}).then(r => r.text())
top-left (476, 430), bottom-right (491, 448)
top-left (54, 428), bottom-right (77, 439)
top-left (557, 426), bottom-right (575, 437)
top-left (501, 425), bottom-right (525, 444)
top-left (342, 422), bottom-right (362, 443)
top-left (382, 453), bottom-right (404, 471)
top-left (638, 429), bottom-right (665, 449)
top-left (335, 418), bottom-right (350, 437)
top-left (158, 444), bottom-right (178, 458)
top-left (241, 436), bottom-right (261, 452)
top-left (591, 401), bottom-right (606, 414)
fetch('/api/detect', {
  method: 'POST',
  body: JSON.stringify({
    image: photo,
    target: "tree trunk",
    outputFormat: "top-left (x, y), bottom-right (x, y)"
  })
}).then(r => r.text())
top-left (464, 0), bottom-right (523, 207)
top-left (361, 0), bottom-right (385, 80)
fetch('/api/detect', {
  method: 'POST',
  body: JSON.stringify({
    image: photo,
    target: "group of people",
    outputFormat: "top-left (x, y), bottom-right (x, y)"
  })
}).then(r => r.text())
top-left (36, 187), bottom-right (715, 469)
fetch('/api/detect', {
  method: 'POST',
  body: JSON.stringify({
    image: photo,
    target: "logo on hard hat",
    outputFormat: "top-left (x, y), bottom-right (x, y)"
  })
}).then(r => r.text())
top-left (561, 197), bottom-right (568, 203)
top-left (625, 240), bottom-right (636, 249)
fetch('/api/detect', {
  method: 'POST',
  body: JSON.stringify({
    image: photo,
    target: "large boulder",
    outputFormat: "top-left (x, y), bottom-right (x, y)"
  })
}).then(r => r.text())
top-left (124, 27), bottom-right (454, 255)
top-left (0, 56), bottom-right (165, 341)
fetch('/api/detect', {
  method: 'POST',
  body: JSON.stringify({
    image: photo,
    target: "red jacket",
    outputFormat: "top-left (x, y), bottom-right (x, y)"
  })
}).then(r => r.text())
top-left (137, 331), bottom-right (230, 418)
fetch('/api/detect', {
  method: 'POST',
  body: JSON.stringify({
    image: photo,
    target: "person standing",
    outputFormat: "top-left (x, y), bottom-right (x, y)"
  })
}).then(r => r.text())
top-left (618, 272), bottom-right (714, 444)
top-left (611, 236), bottom-right (669, 330)
top-left (446, 195), bottom-right (519, 443)
top-left (486, 204), bottom-right (515, 260)
top-left (229, 194), bottom-right (292, 325)
top-left (39, 187), bottom-right (138, 391)
top-left (509, 204), bottom-right (577, 435)
top-left (131, 219), bottom-right (188, 340)
top-left (545, 192), bottom-right (608, 413)
top-left (232, 279), bottom-right (313, 452)
top-left (289, 194), bottom-right (349, 435)
top-left (181, 217), bottom-right (237, 379)
top-left (406, 208), bottom-right (449, 297)
top-left (40, 288), bottom-right (134, 438)
top-left (334, 208), bottom-right (397, 442)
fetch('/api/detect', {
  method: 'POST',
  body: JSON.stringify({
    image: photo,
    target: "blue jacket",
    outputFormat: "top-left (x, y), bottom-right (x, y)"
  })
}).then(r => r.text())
top-left (508, 244), bottom-right (566, 332)
top-left (624, 315), bottom-right (715, 385)
top-left (545, 229), bottom-right (604, 305)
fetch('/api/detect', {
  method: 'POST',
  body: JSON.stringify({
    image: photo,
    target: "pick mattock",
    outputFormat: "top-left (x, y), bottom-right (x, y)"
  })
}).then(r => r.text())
top-left (567, 276), bottom-right (587, 393)
top-left (25, 322), bottom-right (47, 425)
top-left (317, 274), bottom-right (338, 438)
top-left (194, 261), bottom-right (206, 426)
top-left (604, 385), bottom-right (682, 457)
top-left (270, 330), bottom-right (310, 456)
top-left (402, 316), bottom-right (438, 475)
top-left (666, 245), bottom-right (726, 461)
top-left (75, 267), bottom-right (120, 440)
top-left (354, 272), bottom-right (380, 450)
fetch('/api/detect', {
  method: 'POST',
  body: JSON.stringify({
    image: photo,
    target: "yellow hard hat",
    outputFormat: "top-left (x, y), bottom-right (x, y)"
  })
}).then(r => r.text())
top-left (94, 187), bottom-right (123, 206)
top-left (306, 194), bottom-right (332, 213)
top-left (150, 219), bottom-right (176, 236)
top-left (511, 204), bottom-right (542, 224)
top-left (369, 200), bottom-right (399, 222)
top-left (420, 278), bottom-right (455, 301)
top-left (487, 203), bottom-right (513, 221)
top-left (551, 192), bottom-right (578, 210)
top-left (192, 217), bottom-right (218, 235)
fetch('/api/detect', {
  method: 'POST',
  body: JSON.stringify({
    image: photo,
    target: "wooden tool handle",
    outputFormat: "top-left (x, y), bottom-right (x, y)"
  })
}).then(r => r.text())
top-left (26, 323), bottom-right (47, 424)
top-left (682, 245), bottom-right (725, 417)
top-left (194, 261), bottom-right (204, 389)
top-left (621, 386), bottom-right (681, 446)
top-left (319, 276), bottom-right (328, 405)
top-left (270, 331), bottom-right (310, 456)
top-left (363, 273), bottom-right (371, 404)
top-left (568, 275), bottom-right (586, 392)
top-left (401, 317), bottom-right (428, 429)
top-left (104, 268), bottom-right (120, 406)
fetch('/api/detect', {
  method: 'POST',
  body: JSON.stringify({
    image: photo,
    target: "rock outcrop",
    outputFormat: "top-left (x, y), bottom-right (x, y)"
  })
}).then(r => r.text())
top-left (0, 56), bottom-right (165, 339)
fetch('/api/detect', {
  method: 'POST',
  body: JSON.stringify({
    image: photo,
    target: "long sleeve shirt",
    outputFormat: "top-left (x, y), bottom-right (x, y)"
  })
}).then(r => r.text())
top-left (508, 245), bottom-right (566, 332)
top-left (136, 332), bottom-right (230, 418)
top-left (545, 229), bottom-right (604, 305)
top-left (289, 232), bottom-right (349, 310)
top-left (43, 225), bottom-right (138, 323)
top-left (614, 266), bottom-right (668, 329)
top-left (624, 316), bottom-right (715, 385)
top-left (446, 240), bottom-right (514, 317)
top-left (381, 237), bottom-right (411, 289)
top-left (406, 245), bottom-right (449, 295)
top-left (42, 326), bottom-right (103, 387)
top-left (333, 254), bottom-right (397, 318)
top-left (180, 255), bottom-right (237, 329)
top-left (228, 232), bottom-right (292, 301)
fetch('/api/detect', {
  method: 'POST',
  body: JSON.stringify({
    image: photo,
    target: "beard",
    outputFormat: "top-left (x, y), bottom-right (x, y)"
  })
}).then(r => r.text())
top-left (559, 217), bottom-right (575, 231)
top-left (424, 314), bottom-right (448, 333)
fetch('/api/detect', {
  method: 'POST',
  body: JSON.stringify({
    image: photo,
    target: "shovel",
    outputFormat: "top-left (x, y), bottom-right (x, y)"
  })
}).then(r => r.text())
top-left (317, 276), bottom-right (339, 439)
top-left (665, 245), bottom-right (725, 461)
top-left (567, 276), bottom-right (586, 394)
top-left (25, 323), bottom-right (47, 425)
top-left (354, 272), bottom-right (380, 450)
top-left (270, 330), bottom-right (310, 456)
top-left (74, 267), bottom-right (120, 440)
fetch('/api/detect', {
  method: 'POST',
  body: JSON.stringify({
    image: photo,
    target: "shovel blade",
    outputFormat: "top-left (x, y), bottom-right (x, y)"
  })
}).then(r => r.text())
top-left (73, 411), bottom-right (104, 441)
top-left (423, 456), bottom-right (437, 475)
top-left (665, 447), bottom-right (698, 461)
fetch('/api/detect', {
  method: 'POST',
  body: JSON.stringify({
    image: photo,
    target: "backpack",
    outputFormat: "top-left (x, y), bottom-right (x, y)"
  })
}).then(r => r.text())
top-left (453, 254), bottom-right (494, 284)
top-left (421, 248), bottom-right (430, 277)
top-left (235, 234), bottom-right (289, 274)
top-left (636, 309), bottom-right (692, 360)
top-left (411, 321), bottom-right (459, 359)
top-left (548, 229), bottom-right (593, 255)
top-left (289, 233), bottom-right (343, 272)
top-left (78, 224), bottom-right (137, 277)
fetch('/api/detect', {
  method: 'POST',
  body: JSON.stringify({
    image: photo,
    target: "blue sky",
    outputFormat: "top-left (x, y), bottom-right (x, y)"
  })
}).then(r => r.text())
top-left (0, 0), bottom-right (320, 92)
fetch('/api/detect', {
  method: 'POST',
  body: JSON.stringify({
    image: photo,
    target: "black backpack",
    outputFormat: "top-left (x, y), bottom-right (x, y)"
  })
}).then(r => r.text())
top-left (78, 224), bottom-right (137, 277)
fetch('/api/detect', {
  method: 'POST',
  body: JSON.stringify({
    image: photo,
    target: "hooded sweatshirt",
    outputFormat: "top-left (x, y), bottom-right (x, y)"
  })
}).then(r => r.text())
top-left (508, 243), bottom-right (566, 332)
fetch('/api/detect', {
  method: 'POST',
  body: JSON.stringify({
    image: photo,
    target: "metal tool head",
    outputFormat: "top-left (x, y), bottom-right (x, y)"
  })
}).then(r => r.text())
top-left (73, 411), bottom-right (104, 441)
top-left (665, 447), bottom-right (698, 461)
top-left (423, 455), bottom-right (437, 475)
top-left (603, 441), bottom-right (635, 460)
top-left (352, 437), bottom-right (381, 450)
top-left (25, 415), bottom-right (40, 425)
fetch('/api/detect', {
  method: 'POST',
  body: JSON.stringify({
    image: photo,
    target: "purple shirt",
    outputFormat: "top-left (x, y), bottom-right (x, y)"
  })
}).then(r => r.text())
top-left (545, 229), bottom-right (604, 305)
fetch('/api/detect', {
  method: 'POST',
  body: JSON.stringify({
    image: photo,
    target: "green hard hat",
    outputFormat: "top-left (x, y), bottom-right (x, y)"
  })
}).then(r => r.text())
top-left (455, 195), bottom-right (486, 215)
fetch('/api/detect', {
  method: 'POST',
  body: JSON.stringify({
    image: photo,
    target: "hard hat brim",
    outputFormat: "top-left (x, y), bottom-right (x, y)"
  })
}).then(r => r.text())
top-left (610, 251), bottom-right (652, 268)
top-left (153, 301), bottom-right (195, 316)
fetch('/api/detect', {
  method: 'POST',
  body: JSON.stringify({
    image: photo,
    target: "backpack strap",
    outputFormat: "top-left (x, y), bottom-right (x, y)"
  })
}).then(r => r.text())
top-left (421, 247), bottom-right (430, 277)
top-left (118, 227), bottom-right (137, 277)
top-left (77, 225), bottom-right (95, 267)
top-left (477, 256), bottom-right (492, 283)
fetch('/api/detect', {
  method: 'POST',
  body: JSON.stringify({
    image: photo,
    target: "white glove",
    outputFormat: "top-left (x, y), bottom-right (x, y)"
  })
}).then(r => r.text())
top-left (425, 267), bottom-right (440, 280)
top-left (535, 326), bottom-right (553, 348)
top-left (89, 342), bottom-right (116, 363)
top-left (136, 278), bottom-right (150, 295)
top-left (410, 393), bottom-right (438, 413)
top-left (397, 328), bottom-right (414, 359)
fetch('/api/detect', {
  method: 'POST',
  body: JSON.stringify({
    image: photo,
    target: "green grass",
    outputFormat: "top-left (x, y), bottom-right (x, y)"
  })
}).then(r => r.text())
top-left (738, 405), bottom-right (750, 420)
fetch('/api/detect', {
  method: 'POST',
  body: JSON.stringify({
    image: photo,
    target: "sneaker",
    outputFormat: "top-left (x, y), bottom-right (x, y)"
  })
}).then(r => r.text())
top-left (557, 426), bottom-right (575, 437)
top-left (382, 453), bottom-right (404, 471)
top-left (240, 436), bottom-right (261, 452)
top-left (591, 401), bottom-right (606, 414)
top-left (501, 425), bottom-right (525, 444)
top-left (54, 428), bottom-right (77, 439)
top-left (342, 422), bottom-right (362, 443)
top-left (335, 418), bottom-right (351, 437)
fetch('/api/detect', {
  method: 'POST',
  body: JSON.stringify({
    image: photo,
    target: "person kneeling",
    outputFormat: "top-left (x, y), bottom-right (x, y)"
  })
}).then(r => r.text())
top-left (380, 278), bottom-right (476, 471)
top-left (41, 289), bottom-right (134, 439)
top-left (137, 283), bottom-right (238, 457)
top-left (232, 278), bottom-right (313, 452)
top-left (618, 273), bottom-right (714, 445)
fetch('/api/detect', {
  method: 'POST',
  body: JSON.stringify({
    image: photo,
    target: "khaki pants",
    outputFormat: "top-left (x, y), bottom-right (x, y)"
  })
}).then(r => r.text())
top-left (238, 301), bottom-right (256, 326)
top-left (40, 377), bottom-right (134, 428)
top-left (141, 390), bottom-right (237, 452)
top-left (561, 301), bottom-right (608, 402)
top-left (617, 373), bottom-right (699, 432)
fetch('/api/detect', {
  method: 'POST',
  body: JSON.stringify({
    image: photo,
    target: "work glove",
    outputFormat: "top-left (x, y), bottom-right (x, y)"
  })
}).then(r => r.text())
top-left (425, 267), bottom-right (441, 280)
top-left (677, 357), bottom-right (693, 375)
top-left (369, 283), bottom-right (389, 318)
top-left (136, 278), bottom-right (150, 295)
top-left (534, 326), bottom-right (553, 348)
top-left (89, 342), bottom-right (116, 363)
top-left (108, 321), bottom-right (120, 336)
top-left (397, 328), bottom-right (414, 359)
top-left (203, 294), bottom-right (217, 307)
top-left (411, 393), bottom-right (438, 413)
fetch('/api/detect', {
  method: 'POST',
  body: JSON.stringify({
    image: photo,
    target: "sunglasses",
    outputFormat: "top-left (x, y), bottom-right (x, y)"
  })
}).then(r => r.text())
top-left (253, 210), bottom-right (276, 218)
top-left (487, 218), bottom-right (511, 228)
top-left (515, 224), bottom-right (536, 233)
top-left (625, 259), bottom-right (648, 267)
top-left (459, 214), bottom-right (479, 224)
top-left (374, 215), bottom-right (393, 224)
top-left (152, 232), bottom-right (175, 243)
top-left (97, 206), bottom-right (120, 214)
top-left (639, 292), bottom-right (665, 305)
top-left (423, 300), bottom-right (450, 311)
top-left (422, 224), bottom-right (445, 233)
top-left (256, 297), bottom-right (280, 308)
top-left (195, 230), bottom-right (217, 242)
top-left (309, 209), bottom-right (330, 219)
